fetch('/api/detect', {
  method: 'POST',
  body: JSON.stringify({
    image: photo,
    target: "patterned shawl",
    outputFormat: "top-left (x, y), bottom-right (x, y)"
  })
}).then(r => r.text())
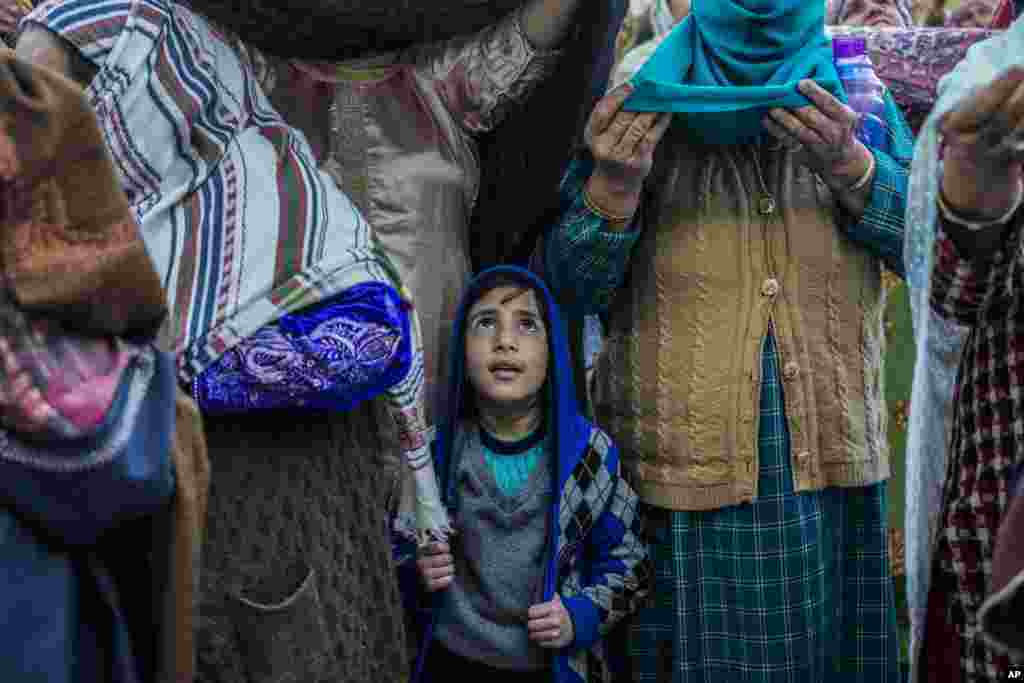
top-left (25, 0), bottom-right (397, 383)
top-left (903, 18), bottom-right (1024, 683)
top-left (25, 0), bottom-right (452, 544)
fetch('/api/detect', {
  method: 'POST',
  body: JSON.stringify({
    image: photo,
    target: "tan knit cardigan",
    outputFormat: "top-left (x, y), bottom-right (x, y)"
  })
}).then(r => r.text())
top-left (595, 132), bottom-right (890, 511)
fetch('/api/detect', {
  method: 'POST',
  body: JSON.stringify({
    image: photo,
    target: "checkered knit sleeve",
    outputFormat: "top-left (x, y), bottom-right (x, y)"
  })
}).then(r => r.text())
top-left (840, 93), bottom-right (913, 278)
top-left (535, 154), bottom-right (642, 318)
top-left (560, 432), bottom-right (650, 652)
top-left (930, 215), bottom-right (1024, 327)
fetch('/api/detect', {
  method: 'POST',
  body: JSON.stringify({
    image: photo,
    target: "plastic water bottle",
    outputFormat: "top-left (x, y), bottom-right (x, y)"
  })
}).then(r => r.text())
top-left (832, 35), bottom-right (888, 151)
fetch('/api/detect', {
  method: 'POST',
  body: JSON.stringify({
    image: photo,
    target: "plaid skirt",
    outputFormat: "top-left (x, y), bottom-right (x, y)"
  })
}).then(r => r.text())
top-left (630, 332), bottom-right (902, 683)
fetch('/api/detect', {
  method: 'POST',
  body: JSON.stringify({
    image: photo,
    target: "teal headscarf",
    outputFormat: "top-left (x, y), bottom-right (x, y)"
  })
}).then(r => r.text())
top-left (625, 0), bottom-right (844, 145)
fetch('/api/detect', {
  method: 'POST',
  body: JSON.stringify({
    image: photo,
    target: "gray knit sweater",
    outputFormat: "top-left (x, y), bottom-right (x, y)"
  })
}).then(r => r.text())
top-left (196, 403), bottom-right (408, 683)
top-left (434, 425), bottom-right (552, 671)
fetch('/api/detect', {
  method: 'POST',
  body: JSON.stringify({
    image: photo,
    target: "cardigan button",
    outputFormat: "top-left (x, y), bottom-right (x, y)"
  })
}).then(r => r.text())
top-left (761, 278), bottom-right (780, 298)
top-left (782, 361), bottom-right (800, 381)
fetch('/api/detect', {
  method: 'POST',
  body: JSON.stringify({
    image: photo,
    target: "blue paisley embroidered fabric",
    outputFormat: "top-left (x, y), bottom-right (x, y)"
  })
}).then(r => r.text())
top-left (194, 283), bottom-right (412, 414)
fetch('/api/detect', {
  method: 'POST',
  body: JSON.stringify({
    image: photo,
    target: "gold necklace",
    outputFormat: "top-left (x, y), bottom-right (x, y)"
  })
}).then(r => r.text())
top-left (750, 144), bottom-right (788, 286)
top-left (751, 144), bottom-right (777, 217)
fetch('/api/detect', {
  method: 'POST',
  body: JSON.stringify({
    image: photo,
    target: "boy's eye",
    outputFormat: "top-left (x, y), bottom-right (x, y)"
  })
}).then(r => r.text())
top-left (472, 316), bottom-right (496, 331)
top-left (520, 317), bottom-right (541, 333)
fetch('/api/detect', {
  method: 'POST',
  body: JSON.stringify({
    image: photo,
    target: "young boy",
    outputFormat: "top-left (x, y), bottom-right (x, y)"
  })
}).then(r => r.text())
top-left (407, 265), bottom-right (648, 683)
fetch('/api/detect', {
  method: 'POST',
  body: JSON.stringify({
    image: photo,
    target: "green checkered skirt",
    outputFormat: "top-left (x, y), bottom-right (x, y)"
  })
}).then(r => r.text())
top-left (629, 333), bottom-right (901, 683)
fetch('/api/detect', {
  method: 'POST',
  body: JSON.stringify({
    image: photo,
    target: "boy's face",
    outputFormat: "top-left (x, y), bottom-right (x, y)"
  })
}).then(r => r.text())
top-left (464, 285), bottom-right (549, 413)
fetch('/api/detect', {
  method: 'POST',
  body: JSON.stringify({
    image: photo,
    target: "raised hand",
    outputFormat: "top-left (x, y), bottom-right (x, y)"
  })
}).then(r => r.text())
top-left (764, 79), bottom-right (874, 195)
top-left (939, 66), bottom-right (1024, 221)
top-left (584, 83), bottom-right (672, 222)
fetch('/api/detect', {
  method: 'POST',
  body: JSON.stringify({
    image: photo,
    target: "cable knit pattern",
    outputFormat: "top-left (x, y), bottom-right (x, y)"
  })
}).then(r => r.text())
top-left (196, 404), bottom-right (407, 683)
top-left (594, 129), bottom-right (905, 511)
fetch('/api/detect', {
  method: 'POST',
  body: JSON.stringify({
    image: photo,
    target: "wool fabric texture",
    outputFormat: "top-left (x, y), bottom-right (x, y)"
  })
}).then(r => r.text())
top-left (624, 0), bottom-right (843, 145)
top-left (434, 426), bottom-right (552, 671)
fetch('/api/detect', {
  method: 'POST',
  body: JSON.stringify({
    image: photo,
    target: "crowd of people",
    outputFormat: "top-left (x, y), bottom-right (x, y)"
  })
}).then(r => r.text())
top-left (0, 0), bottom-right (1023, 681)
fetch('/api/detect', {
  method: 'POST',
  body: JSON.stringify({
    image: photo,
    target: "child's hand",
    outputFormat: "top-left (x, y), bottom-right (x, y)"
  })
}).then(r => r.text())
top-left (527, 594), bottom-right (574, 649)
top-left (416, 541), bottom-right (454, 592)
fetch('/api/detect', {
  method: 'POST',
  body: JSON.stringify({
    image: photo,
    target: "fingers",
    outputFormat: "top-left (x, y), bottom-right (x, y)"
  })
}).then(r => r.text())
top-left (611, 112), bottom-right (660, 158)
top-left (797, 80), bottom-right (849, 122)
top-left (636, 113), bottom-right (672, 161)
top-left (762, 116), bottom-right (798, 149)
top-left (527, 602), bottom-right (554, 620)
top-left (528, 623), bottom-right (562, 644)
top-left (585, 84), bottom-right (634, 147)
top-left (767, 107), bottom-right (828, 149)
top-left (527, 605), bottom-right (563, 645)
top-left (943, 66), bottom-right (1024, 134)
top-left (0, 338), bottom-right (53, 432)
top-left (421, 541), bottom-right (450, 555)
top-left (602, 110), bottom-right (639, 150)
top-left (527, 597), bottom-right (572, 648)
top-left (944, 72), bottom-right (1024, 167)
top-left (417, 542), bottom-right (454, 592)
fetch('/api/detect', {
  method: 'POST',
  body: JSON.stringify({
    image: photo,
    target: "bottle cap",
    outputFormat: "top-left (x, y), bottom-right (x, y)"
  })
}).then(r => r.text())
top-left (832, 35), bottom-right (867, 60)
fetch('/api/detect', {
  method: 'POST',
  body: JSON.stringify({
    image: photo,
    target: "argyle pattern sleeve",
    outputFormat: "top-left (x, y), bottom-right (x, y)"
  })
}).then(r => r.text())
top-left (558, 426), bottom-right (650, 654)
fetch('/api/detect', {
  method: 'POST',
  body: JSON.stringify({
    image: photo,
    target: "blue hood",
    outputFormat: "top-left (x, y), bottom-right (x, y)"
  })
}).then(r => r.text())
top-left (434, 266), bottom-right (589, 521)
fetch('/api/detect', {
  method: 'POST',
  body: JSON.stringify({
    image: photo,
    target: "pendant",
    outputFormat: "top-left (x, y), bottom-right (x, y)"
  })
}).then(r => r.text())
top-left (758, 194), bottom-right (777, 216)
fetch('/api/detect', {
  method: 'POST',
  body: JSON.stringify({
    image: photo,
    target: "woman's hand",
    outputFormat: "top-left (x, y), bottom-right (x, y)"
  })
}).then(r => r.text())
top-left (939, 66), bottom-right (1024, 221)
top-left (764, 79), bottom-right (874, 195)
top-left (416, 541), bottom-right (455, 592)
top-left (527, 594), bottom-right (575, 649)
top-left (584, 83), bottom-right (671, 222)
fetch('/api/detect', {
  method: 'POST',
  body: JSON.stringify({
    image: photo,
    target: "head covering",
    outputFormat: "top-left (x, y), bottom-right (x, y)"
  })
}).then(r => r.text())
top-left (433, 266), bottom-right (590, 534)
top-left (827, 0), bottom-right (912, 27)
top-left (903, 17), bottom-right (1024, 683)
top-left (624, 0), bottom-right (843, 145)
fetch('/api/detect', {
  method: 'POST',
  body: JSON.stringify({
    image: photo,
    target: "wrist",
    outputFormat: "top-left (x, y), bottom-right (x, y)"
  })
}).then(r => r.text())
top-left (941, 159), bottom-right (1024, 221)
top-left (939, 175), bottom-right (1024, 231)
top-left (585, 174), bottom-right (642, 221)
top-left (828, 141), bottom-right (873, 192)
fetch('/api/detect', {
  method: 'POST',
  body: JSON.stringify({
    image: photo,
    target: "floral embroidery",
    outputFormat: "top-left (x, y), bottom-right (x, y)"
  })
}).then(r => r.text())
top-left (195, 282), bottom-right (412, 414)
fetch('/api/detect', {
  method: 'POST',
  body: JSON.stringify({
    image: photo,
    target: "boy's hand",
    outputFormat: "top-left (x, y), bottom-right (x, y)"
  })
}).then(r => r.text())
top-left (416, 541), bottom-right (454, 592)
top-left (527, 594), bottom-right (574, 649)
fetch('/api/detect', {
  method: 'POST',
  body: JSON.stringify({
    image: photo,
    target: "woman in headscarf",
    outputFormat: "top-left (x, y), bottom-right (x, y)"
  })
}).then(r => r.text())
top-left (904, 16), bottom-right (1024, 683)
top-left (547, 0), bottom-right (914, 679)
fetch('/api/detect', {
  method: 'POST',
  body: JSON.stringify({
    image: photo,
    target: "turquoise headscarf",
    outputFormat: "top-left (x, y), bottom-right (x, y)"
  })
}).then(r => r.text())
top-left (625, 0), bottom-right (843, 145)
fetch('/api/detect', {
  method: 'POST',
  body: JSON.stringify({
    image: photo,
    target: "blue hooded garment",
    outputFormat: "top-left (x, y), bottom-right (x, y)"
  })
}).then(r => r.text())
top-left (402, 266), bottom-right (649, 683)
